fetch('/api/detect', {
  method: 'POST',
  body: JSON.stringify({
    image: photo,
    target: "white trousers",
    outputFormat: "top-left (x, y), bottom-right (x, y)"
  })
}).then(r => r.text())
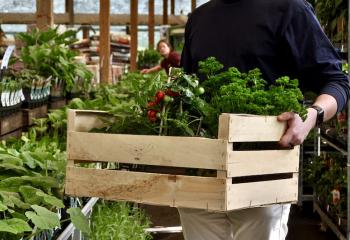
top-left (178, 204), bottom-right (291, 240)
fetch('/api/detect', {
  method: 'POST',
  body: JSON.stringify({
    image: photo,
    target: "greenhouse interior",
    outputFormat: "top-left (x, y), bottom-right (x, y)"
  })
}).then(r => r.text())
top-left (0, 0), bottom-right (350, 239)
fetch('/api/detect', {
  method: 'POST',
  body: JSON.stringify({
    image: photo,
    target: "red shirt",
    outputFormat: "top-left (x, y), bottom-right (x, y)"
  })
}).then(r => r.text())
top-left (160, 51), bottom-right (181, 75)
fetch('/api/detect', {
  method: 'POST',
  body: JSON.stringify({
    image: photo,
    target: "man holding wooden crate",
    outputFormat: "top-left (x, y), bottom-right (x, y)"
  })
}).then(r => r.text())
top-left (179, 0), bottom-right (350, 239)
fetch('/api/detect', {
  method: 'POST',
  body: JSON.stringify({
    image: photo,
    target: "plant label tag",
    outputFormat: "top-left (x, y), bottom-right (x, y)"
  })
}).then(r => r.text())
top-left (6, 91), bottom-right (10, 106)
top-left (1, 92), bottom-right (5, 107)
top-left (20, 89), bottom-right (25, 101)
top-left (17, 90), bottom-right (20, 103)
top-left (5, 91), bottom-right (10, 106)
top-left (0, 45), bottom-right (15, 70)
top-left (9, 92), bottom-right (14, 106)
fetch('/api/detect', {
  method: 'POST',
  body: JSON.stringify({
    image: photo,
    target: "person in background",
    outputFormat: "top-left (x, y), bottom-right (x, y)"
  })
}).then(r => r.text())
top-left (141, 39), bottom-right (180, 75)
top-left (179, 0), bottom-right (350, 239)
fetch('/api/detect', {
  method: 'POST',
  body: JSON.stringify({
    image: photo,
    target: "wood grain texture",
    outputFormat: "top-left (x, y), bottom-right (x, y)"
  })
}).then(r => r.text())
top-left (36, 0), bottom-right (54, 30)
top-left (148, 0), bottom-right (155, 49)
top-left (1, 13), bottom-right (187, 25)
top-left (226, 173), bottom-right (298, 210)
top-left (0, 111), bottom-right (23, 135)
top-left (130, 0), bottom-right (138, 71)
top-left (68, 132), bottom-right (228, 170)
top-left (99, 0), bottom-right (111, 84)
top-left (67, 109), bottom-right (112, 132)
top-left (66, 167), bottom-right (226, 211)
top-left (219, 113), bottom-right (287, 142)
top-left (227, 147), bottom-right (300, 177)
top-left (49, 99), bottom-right (66, 110)
top-left (22, 105), bottom-right (48, 127)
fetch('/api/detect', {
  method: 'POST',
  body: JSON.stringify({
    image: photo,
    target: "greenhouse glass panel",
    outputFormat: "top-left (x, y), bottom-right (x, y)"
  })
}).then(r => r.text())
top-left (54, 0), bottom-right (65, 13)
top-left (0, 0), bottom-right (36, 13)
top-left (74, 0), bottom-right (99, 13)
top-left (110, 0), bottom-right (130, 14)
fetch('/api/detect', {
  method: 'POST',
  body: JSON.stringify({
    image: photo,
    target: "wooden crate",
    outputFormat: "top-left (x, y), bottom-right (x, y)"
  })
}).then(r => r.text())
top-left (49, 98), bottom-right (66, 110)
top-left (0, 111), bottom-right (23, 136)
top-left (22, 104), bottom-right (48, 127)
top-left (65, 110), bottom-right (299, 211)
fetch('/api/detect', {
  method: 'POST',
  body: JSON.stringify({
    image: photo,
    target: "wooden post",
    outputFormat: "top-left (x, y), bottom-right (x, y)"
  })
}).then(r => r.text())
top-left (36, 0), bottom-right (54, 30)
top-left (65, 0), bottom-right (74, 26)
top-left (163, 0), bottom-right (168, 25)
top-left (82, 25), bottom-right (90, 39)
top-left (148, 0), bottom-right (155, 49)
top-left (99, 0), bottom-right (111, 84)
top-left (191, 0), bottom-right (196, 12)
top-left (130, 0), bottom-right (138, 71)
top-left (170, 0), bottom-right (175, 15)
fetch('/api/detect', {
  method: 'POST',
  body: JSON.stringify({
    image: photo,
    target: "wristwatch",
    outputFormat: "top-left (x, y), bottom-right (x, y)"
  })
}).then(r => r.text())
top-left (310, 105), bottom-right (324, 127)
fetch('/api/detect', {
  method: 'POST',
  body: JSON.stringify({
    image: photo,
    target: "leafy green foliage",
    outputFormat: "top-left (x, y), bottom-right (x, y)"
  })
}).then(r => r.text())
top-left (67, 208), bottom-right (91, 234)
top-left (314, 0), bottom-right (347, 43)
top-left (198, 58), bottom-right (308, 136)
top-left (25, 205), bottom-right (60, 230)
top-left (17, 27), bottom-right (93, 95)
top-left (0, 135), bottom-right (67, 238)
top-left (304, 153), bottom-right (347, 217)
top-left (90, 201), bottom-right (152, 240)
top-left (137, 49), bottom-right (161, 69)
top-left (0, 218), bottom-right (31, 234)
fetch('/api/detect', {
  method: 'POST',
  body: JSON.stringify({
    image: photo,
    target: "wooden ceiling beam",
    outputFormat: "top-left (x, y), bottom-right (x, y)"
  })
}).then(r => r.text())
top-left (0, 13), bottom-right (186, 25)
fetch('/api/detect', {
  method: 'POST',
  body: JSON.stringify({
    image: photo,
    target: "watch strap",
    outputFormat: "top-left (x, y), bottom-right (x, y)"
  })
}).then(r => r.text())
top-left (311, 105), bottom-right (324, 127)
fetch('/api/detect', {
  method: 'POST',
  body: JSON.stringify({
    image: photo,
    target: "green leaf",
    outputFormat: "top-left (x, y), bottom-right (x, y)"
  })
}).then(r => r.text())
top-left (67, 207), bottom-right (91, 234)
top-left (19, 186), bottom-right (43, 205)
top-left (0, 201), bottom-right (8, 212)
top-left (25, 205), bottom-right (60, 230)
top-left (0, 163), bottom-right (28, 175)
top-left (0, 218), bottom-right (32, 234)
top-left (36, 192), bottom-right (64, 208)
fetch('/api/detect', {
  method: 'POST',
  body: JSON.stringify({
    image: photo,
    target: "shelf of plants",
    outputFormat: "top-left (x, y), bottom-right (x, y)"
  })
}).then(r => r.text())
top-left (304, 107), bottom-right (349, 239)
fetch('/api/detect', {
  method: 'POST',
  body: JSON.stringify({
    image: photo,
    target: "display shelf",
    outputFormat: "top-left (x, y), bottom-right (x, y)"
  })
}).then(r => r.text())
top-left (313, 200), bottom-right (346, 240)
top-left (56, 197), bottom-right (99, 240)
top-left (320, 134), bottom-right (347, 155)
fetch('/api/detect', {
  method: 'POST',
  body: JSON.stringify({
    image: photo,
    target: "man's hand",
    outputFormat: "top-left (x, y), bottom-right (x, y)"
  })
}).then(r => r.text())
top-left (277, 109), bottom-right (317, 147)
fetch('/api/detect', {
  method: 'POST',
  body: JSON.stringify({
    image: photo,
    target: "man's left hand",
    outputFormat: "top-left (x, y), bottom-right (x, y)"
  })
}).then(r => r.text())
top-left (277, 109), bottom-right (317, 147)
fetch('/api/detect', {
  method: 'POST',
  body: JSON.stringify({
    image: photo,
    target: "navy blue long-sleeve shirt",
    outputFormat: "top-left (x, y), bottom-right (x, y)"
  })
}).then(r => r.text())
top-left (181, 0), bottom-right (350, 112)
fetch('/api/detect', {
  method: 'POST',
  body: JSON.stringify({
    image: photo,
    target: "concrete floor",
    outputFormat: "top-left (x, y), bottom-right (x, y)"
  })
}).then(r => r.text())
top-left (142, 204), bottom-right (340, 240)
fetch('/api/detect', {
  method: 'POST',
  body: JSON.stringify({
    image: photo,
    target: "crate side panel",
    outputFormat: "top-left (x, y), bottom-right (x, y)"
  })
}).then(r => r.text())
top-left (65, 167), bottom-right (226, 211)
top-left (226, 173), bottom-right (298, 210)
top-left (68, 109), bottom-right (110, 132)
top-left (68, 132), bottom-right (228, 170)
top-left (0, 111), bottom-right (23, 135)
top-left (227, 147), bottom-right (300, 177)
top-left (22, 104), bottom-right (48, 126)
top-left (220, 114), bottom-right (287, 142)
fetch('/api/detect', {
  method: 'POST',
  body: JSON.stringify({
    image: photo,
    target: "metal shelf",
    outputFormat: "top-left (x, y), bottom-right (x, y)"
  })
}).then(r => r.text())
top-left (56, 197), bottom-right (99, 240)
top-left (320, 135), bottom-right (347, 156)
top-left (313, 200), bottom-right (346, 240)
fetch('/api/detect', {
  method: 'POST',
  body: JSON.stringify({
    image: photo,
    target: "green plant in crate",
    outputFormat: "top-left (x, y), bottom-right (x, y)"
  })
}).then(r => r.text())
top-left (17, 28), bottom-right (93, 96)
top-left (137, 49), bottom-right (161, 69)
top-left (90, 201), bottom-right (152, 240)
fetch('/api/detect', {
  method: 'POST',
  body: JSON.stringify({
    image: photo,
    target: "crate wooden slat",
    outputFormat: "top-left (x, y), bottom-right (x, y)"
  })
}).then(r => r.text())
top-left (22, 104), bottom-right (48, 127)
top-left (66, 167), bottom-right (227, 211)
top-left (218, 113), bottom-right (287, 142)
top-left (68, 132), bottom-right (228, 170)
top-left (0, 111), bottom-right (23, 135)
top-left (227, 149), bottom-right (299, 177)
top-left (0, 128), bottom-right (22, 140)
top-left (65, 110), bottom-right (299, 211)
top-left (49, 98), bottom-right (66, 109)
